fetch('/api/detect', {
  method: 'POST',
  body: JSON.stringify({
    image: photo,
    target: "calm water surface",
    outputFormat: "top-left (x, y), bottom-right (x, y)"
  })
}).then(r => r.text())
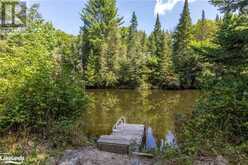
top-left (82, 89), bottom-right (200, 146)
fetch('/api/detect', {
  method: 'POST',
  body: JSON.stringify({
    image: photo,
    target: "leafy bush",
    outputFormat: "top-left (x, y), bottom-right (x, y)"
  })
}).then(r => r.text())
top-left (180, 8), bottom-right (248, 163)
top-left (182, 75), bottom-right (248, 149)
top-left (1, 67), bottom-right (87, 135)
top-left (0, 5), bottom-right (88, 139)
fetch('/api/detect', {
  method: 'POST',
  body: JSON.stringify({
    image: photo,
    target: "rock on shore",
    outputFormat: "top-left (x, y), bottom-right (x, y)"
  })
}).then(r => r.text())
top-left (57, 146), bottom-right (153, 165)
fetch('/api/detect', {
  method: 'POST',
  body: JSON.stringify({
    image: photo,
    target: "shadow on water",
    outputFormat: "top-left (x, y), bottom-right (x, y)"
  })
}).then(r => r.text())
top-left (80, 89), bottom-right (200, 143)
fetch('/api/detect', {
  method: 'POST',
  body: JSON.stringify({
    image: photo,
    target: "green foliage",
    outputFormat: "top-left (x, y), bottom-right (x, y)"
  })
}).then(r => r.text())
top-left (119, 12), bottom-right (149, 88)
top-left (148, 14), bottom-right (163, 59)
top-left (192, 18), bottom-right (218, 42)
top-left (190, 17), bottom-right (218, 88)
top-left (80, 0), bottom-right (122, 88)
top-left (209, 14), bottom-right (248, 70)
top-left (173, 0), bottom-right (192, 53)
top-left (148, 15), bottom-right (177, 88)
top-left (181, 1), bottom-right (248, 163)
top-left (210, 0), bottom-right (248, 14)
top-left (184, 75), bottom-right (248, 142)
top-left (161, 145), bottom-right (193, 165)
top-left (79, 0), bottom-right (222, 89)
top-left (172, 0), bottom-right (201, 88)
top-left (1, 0), bottom-right (237, 93)
top-left (0, 5), bottom-right (88, 139)
top-left (181, 76), bottom-right (248, 162)
top-left (128, 12), bottom-right (138, 42)
top-left (1, 65), bottom-right (87, 134)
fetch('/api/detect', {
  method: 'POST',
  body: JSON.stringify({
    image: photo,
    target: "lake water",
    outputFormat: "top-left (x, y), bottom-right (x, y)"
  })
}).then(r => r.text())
top-left (82, 89), bottom-right (200, 148)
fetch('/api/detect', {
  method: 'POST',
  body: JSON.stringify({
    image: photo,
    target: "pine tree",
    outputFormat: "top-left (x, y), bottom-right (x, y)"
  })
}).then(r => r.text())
top-left (201, 10), bottom-right (206, 21)
top-left (85, 50), bottom-right (97, 86)
top-left (121, 12), bottom-right (148, 88)
top-left (199, 10), bottom-right (207, 41)
top-left (172, 0), bottom-right (197, 88)
top-left (129, 12), bottom-right (138, 33)
top-left (148, 14), bottom-right (163, 58)
top-left (140, 31), bottom-right (148, 54)
top-left (209, 13), bottom-right (248, 70)
top-left (173, 0), bottom-right (192, 52)
top-left (80, 0), bottom-right (122, 87)
top-left (127, 12), bottom-right (138, 56)
top-left (211, 0), bottom-right (248, 13)
top-left (148, 14), bottom-right (164, 86)
top-left (193, 12), bottom-right (218, 42)
top-left (147, 14), bottom-right (175, 87)
top-left (154, 14), bottom-right (164, 58)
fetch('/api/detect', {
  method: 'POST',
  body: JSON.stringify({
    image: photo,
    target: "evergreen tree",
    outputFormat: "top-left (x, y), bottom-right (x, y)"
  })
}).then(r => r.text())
top-left (154, 14), bottom-right (164, 59)
top-left (80, 0), bottom-right (122, 87)
top-left (173, 0), bottom-right (192, 52)
top-left (172, 0), bottom-right (198, 88)
top-left (193, 19), bottom-right (218, 43)
top-left (147, 15), bottom-right (176, 88)
top-left (198, 10), bottom-right (207, 41)
top-left (201, 10), bottom-right (206, 21)
top-left (148, 14), bottom-right (163, 58)
top-left (148, 14), bottom-right (164, 86)
top-left (139, 31), bottom-right (148, 54)
top-left (129, 12), bottom-right (138, 33)
top-left (211, 0), bottom-right (248, 13)
top-left (120, 12), bottom-right (148, 88)
top-left (127, 12), bottom-right (138, 56)
top-left (207, 13), bottom-right (248, 71)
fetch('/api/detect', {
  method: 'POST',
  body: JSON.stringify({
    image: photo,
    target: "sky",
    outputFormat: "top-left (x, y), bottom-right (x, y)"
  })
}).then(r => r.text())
top-left (26, 0), bottom-right (219, 35)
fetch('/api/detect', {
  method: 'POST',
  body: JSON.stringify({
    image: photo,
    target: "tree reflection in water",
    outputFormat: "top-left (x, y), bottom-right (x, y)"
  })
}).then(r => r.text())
top-left (80, 89), bottom-right (200, 142)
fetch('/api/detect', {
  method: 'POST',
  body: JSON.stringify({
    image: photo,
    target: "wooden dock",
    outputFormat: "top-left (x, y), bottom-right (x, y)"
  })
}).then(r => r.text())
top-left (97, 117), bottom-right (145, 154)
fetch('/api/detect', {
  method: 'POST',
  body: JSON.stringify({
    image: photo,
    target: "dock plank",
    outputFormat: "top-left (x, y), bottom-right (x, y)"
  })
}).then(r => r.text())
top-left (97, 121), bottom-right (145, 154)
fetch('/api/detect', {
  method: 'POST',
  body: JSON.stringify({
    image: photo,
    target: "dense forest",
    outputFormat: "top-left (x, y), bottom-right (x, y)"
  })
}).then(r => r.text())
top-left (0, 0), bottom-right (248, 164)
top-left (79, 0), bottom-right (218, 89)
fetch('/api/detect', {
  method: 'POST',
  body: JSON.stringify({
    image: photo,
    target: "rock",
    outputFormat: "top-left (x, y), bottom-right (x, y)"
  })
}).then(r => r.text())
top-left (57, 146), bottom-right (152, 165)
top-left (131, 159), bottom-right (140, 165)
top-left (194, 160), bottom-right (214, 165)
top-left (28, 140), bottom-right (34, 147)
top-left (215, 156), bottom-right (228, 165)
